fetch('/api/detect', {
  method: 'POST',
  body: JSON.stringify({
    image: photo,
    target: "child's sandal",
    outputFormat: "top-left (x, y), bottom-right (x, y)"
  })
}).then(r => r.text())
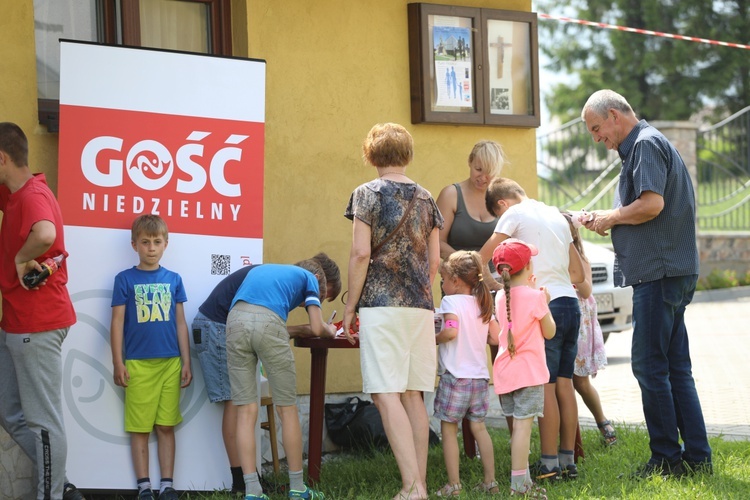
top-left (474, 481), bottom-right (500, 494)
top-left (597, 420), bottom-right (618, 446)
top-left (510, 483), bottom-right (547, 499)
top-left (435, 483), bottom-right (462, 497)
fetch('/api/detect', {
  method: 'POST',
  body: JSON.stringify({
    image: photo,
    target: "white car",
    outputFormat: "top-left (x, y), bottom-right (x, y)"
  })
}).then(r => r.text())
top-left (582, 241), bottom-right (633, 342)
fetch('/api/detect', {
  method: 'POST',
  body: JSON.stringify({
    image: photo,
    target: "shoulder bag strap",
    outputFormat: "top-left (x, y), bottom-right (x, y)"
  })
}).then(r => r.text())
top-left (370, 190), bottom-right (419, 262)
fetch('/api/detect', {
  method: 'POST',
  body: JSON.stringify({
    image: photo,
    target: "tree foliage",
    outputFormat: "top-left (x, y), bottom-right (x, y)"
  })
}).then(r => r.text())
top-left (537, 0), bottom-right (750, 123)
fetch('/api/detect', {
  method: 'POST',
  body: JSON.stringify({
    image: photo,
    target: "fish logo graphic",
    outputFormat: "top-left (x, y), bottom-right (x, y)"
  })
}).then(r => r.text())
top-left (125, 140), bottom-right (174, 191)
top-left (65, 289), bottom-right (208, 444)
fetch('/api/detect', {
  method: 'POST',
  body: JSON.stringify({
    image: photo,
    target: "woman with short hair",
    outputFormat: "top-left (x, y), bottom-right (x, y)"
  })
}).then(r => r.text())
top-left (343, 123), bottom-right (443, 500)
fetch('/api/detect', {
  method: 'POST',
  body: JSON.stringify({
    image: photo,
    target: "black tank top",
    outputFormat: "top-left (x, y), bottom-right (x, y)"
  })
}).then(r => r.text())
top-left (446, 183), bottom-right (498, 252)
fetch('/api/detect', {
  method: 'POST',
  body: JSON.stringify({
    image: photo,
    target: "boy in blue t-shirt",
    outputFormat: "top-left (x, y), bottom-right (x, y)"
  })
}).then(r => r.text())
top-left (110, 214), bottom-right (192, 500)
top-left (227, 260), bottom-right (336, 500)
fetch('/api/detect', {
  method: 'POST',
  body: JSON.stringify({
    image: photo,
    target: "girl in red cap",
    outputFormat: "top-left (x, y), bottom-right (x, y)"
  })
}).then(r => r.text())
top-left (492, 239), bottom-right (556, 498)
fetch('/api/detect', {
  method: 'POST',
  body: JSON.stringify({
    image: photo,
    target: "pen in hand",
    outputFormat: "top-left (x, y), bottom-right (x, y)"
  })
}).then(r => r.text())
top-left (327, 310), bottom-right (337, 324)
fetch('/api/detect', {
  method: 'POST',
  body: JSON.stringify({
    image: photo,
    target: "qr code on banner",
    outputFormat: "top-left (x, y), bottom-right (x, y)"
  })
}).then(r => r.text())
top-left (211, 254), bottom-right (231, 275)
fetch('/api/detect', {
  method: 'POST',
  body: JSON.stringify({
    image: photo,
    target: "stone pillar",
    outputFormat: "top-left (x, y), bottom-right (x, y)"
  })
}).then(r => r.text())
top-left (651, 120), bottom-right (701, 247)
top-left (650, 120), bottom-right (699, 200)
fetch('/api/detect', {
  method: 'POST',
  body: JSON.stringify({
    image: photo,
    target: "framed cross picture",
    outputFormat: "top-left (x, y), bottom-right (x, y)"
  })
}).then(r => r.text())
top-left (481, 8), bottom-right (540, 127)
top-left (408, 3), bottom-right (539, 128)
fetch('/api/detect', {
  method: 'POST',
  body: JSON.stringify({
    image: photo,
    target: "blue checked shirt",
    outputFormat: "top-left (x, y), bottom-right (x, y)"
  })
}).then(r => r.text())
top-left (610, 120), bottom-right (699, 287)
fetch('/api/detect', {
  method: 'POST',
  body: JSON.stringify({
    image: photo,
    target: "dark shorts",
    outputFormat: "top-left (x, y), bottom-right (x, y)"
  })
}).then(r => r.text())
top-left (545, 296), bottom-right (581, 382)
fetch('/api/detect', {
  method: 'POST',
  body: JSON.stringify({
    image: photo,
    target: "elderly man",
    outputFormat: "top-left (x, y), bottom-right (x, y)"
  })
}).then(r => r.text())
top-left (580, 90), bottom-right (712, 478)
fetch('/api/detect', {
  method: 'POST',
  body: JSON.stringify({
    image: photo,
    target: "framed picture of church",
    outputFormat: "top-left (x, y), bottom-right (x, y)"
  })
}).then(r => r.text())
top-left (481, 9), bottom-right (540, 127)
top-left (408, 3), bottom-right (484, 124)
top-left (407, 3), bottom-right (539, 128)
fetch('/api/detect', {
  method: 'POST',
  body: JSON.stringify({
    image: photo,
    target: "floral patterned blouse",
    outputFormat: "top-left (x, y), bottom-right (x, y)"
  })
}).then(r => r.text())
top-left (345, 179), bottom-right (443, 311)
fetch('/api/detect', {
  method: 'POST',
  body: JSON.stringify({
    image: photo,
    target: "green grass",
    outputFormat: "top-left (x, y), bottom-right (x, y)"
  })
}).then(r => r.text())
top-left (117, 425), bottom-right (750, 499)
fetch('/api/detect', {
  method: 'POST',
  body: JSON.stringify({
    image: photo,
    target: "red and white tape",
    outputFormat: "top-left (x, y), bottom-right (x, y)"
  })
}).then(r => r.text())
top-left (539, 13), bottom-right (750, 50)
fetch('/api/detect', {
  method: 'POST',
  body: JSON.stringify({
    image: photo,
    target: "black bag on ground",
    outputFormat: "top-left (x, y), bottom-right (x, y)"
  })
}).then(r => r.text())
top-left (324, 397), bottom-right (388, 451)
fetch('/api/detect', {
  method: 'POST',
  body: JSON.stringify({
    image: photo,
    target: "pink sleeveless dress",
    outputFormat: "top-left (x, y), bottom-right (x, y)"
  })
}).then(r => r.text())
top-left (574, 294), bottom-right (608, 377)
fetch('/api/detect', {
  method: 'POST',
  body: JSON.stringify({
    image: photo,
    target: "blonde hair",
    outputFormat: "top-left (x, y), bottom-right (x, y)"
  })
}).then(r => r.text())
top-left (468, 140), bottom-right (507, 178)
top-left (441, 251), bottom-right (494, 324)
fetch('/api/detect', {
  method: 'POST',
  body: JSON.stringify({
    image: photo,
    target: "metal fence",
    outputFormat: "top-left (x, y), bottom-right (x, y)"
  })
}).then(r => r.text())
top-left (537, 108), bottom-right (750, 235)
top-left (696, 106), bottom-right (750, 231)
top-left (537, 118), bottom-right (619, 243)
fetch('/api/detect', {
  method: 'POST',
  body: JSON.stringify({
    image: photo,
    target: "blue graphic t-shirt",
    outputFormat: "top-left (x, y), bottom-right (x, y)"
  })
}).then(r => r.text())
top-left (231, 264), bottom-right (321, 321)
top-left (112, 266), bottom-right (188, 360)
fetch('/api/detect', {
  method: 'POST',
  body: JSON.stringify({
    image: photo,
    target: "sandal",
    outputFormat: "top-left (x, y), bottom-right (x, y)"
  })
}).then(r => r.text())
top-left (510, 483), bottom-right (547, 499)
top-left (597, 420), bottom-right (618, 446)
top-left (435, 483), bottom-right (462, 497)
top-left (474, 481), bottom-right (500, 494)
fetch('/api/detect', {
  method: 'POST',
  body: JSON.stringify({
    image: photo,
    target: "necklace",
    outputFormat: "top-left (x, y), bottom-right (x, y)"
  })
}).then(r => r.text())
top-left (378, 169), bottom-right (409, 179)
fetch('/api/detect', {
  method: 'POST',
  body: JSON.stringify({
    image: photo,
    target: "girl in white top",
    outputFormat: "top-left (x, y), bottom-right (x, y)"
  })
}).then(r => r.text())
top-left (433, 251), bottom-right (501, 496)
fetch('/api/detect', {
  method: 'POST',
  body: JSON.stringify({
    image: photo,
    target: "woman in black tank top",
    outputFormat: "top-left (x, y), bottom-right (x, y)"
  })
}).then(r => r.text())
top-left (436, 140), bottom-right (507, 259)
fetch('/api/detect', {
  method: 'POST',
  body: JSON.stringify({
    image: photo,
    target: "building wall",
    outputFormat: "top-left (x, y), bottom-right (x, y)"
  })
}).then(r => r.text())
top-left (239, 0), bottom-right (536, 392)
top-left (0, 1), bottom-right (60, 193)
top-left (2, 0), bottom-right (535, 396)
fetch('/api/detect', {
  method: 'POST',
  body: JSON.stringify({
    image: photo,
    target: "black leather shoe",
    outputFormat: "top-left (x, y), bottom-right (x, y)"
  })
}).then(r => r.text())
top-left (627, 461), bottom-right (686, 479)
top-left (63, 483), bottom-right (85, 500)
top-left (684, 460), bottom-right (713, 476)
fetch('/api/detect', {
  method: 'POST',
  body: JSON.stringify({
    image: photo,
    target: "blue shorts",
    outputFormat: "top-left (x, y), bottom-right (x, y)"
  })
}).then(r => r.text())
top-left (192, 312), bottom-right (231, 403)
top-left (545, 297), bottom-right (581, 382)
top-left (433, 371), bottom-right (489, 423)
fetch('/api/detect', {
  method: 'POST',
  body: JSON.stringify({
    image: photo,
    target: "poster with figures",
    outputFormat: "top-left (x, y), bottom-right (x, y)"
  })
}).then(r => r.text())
top-left (433, 25), bottom-right (473, 108)
top-left (57, 41), bottom-right (265, 491)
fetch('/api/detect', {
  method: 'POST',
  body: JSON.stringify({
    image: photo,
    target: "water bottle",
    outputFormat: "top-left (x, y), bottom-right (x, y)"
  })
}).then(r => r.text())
top-left (22, 254), bottom-right (65, 288)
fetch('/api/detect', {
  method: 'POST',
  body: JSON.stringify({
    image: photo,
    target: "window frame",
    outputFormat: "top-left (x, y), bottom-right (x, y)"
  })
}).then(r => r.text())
top-left (38, 0), bottom-right (232, 132)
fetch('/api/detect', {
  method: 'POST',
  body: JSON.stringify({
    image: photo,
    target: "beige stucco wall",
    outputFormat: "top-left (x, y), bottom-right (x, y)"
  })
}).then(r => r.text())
top-left (1, 0), bottom-right (536, 396)
top-left (0, 0), bottom-right (60, 193)
top-left (239, 0), bottom-right (536, 393)
top-left (0, 1), bottom-right (534, 492)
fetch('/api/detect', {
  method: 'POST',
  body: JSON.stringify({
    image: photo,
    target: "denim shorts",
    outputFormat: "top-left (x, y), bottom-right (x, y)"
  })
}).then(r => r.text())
top-left (545, 296), bottom-right (581, 382)
top-left (192, 312), bottom-right (231, 403)
top-left (433, 371), bottom-right (489, 423)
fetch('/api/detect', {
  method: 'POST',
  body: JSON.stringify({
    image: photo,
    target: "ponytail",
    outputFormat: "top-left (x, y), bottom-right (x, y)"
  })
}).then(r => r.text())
top-left (498, 265), bottom-right (516, 358)
top-left (469, 253), bottom-right (494, 323)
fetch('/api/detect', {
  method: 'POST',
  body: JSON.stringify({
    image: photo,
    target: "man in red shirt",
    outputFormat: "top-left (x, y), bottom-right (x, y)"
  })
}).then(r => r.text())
top-left (0, 122), bottom-right (83, 500)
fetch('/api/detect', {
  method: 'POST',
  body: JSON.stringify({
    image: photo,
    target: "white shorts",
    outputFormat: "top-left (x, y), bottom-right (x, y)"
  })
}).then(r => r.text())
top-left (359, 307), bottom-right (436, 394)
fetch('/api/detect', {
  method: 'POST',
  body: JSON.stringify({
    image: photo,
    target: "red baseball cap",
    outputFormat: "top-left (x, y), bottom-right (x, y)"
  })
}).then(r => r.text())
top-left (492, 238), bottom-right (538, 275)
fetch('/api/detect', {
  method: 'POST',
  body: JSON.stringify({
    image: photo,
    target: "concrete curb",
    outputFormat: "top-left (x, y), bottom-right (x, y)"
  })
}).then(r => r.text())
top-left (693, 285), bottom-right (750, 303)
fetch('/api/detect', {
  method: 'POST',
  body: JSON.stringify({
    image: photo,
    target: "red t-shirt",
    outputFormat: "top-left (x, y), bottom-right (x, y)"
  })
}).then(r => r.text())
top-left (0, 174), bottom-right (76, 333)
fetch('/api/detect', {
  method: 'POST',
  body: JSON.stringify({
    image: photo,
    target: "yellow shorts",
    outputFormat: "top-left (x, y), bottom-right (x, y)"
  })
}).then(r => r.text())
top-left (124, 357), bottom-right (183, 433)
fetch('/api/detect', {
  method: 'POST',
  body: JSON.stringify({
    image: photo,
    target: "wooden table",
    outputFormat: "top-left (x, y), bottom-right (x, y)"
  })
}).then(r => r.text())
top-left (294, 335), bottom-right (360, 485)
